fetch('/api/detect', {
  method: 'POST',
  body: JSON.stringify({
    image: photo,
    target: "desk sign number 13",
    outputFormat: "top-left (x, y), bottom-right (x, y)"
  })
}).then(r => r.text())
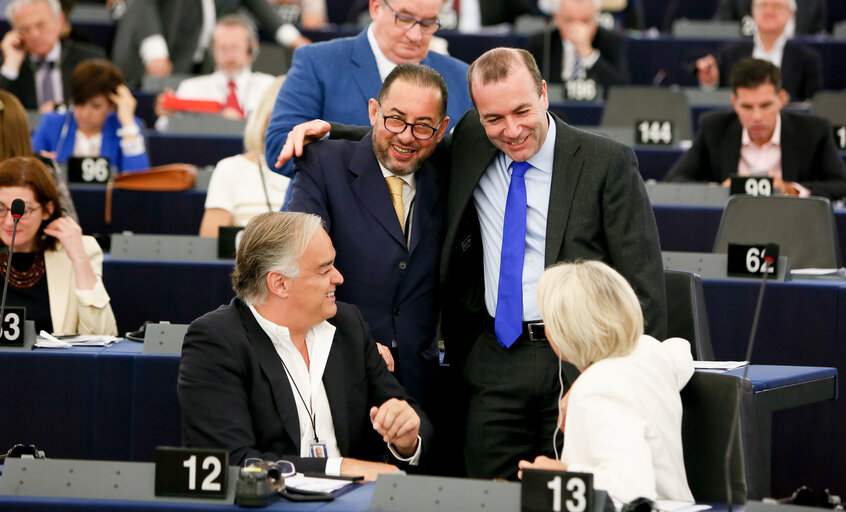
top-left (521, 469), bottom-right (594, 512)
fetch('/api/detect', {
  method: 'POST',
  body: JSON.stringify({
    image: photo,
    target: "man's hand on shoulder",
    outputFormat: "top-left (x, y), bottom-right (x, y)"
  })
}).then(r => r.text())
top-left (369, 398), bottom-right (420, 457)
top-left (275, 119), bottom-right (331, 168)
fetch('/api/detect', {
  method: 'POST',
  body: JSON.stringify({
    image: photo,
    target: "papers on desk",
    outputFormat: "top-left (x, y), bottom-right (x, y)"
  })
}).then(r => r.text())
top-left (36, 331), bottom-right (120, 348)
top-left (790, 268), bottom-right (846, 279)
top-left (656, 501), bottom-right (711, 512)
top-left (284, 473), bottom-right (354, 493)
top-left (694, 361), bottom-right (748, 372)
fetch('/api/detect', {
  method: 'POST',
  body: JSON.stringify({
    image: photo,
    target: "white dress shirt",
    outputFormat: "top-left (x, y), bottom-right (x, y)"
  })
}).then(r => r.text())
top-left (367, 24), bottom-right (398, 81)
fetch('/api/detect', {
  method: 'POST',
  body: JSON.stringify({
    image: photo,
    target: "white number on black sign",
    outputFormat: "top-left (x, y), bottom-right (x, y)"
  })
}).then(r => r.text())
top-left (565, 79), bottom-right (597, 102)
top-left (744, 178), bottom-right (771, 196)
top-left (835, 126), bottom-right (846, 150)
top-left (0, 311), bottom-right (21, 341)
top-left (183, 455), bottom-right (222, 491)
top-left (81, 158), bottom-right (110, 183)
top-left (636, 121), bottom-right (672, 145)
top-left (746, 247), bottom-right (775, 274)
top-left (547, 476), bottom-right (588, 512)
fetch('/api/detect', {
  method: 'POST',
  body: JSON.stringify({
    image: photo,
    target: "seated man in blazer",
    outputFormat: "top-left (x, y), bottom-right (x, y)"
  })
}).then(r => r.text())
top-left (665, 58), bottom-right (846, 200)
top-left (178, 211), bottom-right (433, 481)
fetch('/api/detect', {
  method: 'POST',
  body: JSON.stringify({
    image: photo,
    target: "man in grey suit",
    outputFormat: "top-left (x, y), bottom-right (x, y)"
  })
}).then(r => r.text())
top-left (441, 47), bottom-right (665, 479)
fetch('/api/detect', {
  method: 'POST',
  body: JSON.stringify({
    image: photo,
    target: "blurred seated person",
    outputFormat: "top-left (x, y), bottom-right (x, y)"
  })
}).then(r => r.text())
top-left (199, 75), bottom-right (290, 237)
top-left (0, 0), bottom-right (105, 112)
top-left (714, 0), bottom-right (826, 36)
top-left (0, 156), bottom-right (117, 335)
top-left (155, 15), bottom-right (277, 128)
top-left (1, 88), bottom-right (78, 220)
top-left (31, 59), bottom-right (149, 172)
top-left (528, 0), bottom-right (629, 87)
top-left (439, 0), bottom-right (534, 32)
top-left (179, 211), bottom-right (433, 480)
top-left (665, 58), bottom-right (846, 199)
top-left (110, 0), bottom-right (310, 87)
top-left (272, 0), bottom-right (327, 30)
top-left (518, 260), bottom-right (694, 504)
top-left (695, 0), bottom-right (821, 101)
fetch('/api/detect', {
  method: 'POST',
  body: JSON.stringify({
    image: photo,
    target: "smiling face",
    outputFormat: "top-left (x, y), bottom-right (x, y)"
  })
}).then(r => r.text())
top-left (369, 0), bottom-right (442, 64)
top-left (471, 67), bottom-right (550, 163)
top-left (0, 185), bottom-right (51, 252)
top-left (731, 82), bottom-right (786, 146)
top-left (283, 228), bottom-right (344, 328)
top-left (368, 78), bottom-right (447, 176)
top-left (10, 0), bottom-right (64, 58)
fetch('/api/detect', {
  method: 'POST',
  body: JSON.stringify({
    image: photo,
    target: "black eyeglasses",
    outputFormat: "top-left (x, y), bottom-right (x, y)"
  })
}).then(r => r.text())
top-left (382, 0), bottom-right (441, 33)
top-left (377, 104), bottom-right (441, 140)
top-left (0, 203), bottom-right (41, 218)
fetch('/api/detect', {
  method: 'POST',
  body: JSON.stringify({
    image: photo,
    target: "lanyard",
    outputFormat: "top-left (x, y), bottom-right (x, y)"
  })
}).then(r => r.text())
top-left (278, 357), bottom-right (320, 444)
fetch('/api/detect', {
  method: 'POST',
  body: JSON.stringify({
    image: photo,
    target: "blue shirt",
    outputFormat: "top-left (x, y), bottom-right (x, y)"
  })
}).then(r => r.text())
top-left (474, 113), bottom-right (556, 322)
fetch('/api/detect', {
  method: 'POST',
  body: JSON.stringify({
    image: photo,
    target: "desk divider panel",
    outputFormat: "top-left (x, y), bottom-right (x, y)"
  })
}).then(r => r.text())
top-left (110, 234), bottom-right (219, 262)
top-left (370, 474), bottom-right (520, 512)
top-left (662, 251), bottom-right (790, 281)
top-left (646, 182), bottom-right (730, 206)
top-left (0, 458), bottom-right (238, 504)
top-left (142, 323), bottom-right (189, 355)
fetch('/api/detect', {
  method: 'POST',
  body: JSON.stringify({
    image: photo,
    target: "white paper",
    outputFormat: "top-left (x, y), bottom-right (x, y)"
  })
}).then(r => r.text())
top-left (35, 331), bottom-right (120, 348)
top-left (656, 501), bottom-right (710, 512)
top-left (283, 473), bottom-right (353, 493)
top-left (694, 361), bottom-right (748, 372)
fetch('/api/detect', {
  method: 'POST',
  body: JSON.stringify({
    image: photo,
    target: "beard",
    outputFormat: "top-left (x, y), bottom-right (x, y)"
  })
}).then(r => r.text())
top-left (372, 136), bottom-right (426, 177)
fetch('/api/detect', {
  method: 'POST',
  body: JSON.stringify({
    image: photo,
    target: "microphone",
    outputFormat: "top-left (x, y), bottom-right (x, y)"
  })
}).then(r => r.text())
top-left (724, 242), bottom-right (777, 510)
top-left (0, 199), bottom-right (26, 336)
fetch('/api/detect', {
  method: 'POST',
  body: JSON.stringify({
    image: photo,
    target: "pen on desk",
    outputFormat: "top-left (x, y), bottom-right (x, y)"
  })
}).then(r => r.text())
top-left (301, 472), bottom-right (364, 481)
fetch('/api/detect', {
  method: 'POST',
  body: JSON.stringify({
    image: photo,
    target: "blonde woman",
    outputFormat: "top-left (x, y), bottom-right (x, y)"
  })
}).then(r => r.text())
top-left (519, 261), bottom-right (694, 504)
top-left (199, 76), bottom-right (290, 237)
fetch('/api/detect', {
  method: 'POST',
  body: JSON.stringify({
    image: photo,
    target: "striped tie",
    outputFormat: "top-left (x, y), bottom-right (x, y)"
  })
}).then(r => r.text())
top-left (385, 176), bottom-right (405, 231)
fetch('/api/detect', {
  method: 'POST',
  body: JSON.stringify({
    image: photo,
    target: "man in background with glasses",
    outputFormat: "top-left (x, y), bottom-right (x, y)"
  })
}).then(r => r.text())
top-left (286, 63), bottom-right (449, 416)
top-left (179, 211), bottom-right (433, 481)
top-left (266, 0), bottom-right (472, 179)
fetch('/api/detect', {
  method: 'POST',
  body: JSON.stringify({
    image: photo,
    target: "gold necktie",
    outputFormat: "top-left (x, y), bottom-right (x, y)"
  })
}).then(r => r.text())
top-left (385, 176), bottom-right (405, 231)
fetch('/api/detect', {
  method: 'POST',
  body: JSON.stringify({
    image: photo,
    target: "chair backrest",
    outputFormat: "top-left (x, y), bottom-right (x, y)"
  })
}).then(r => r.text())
top-left (672, 19), bottom-right (742, 38)
top-left (600, 86), bottom-right (692, 145)
top-left (810, 90), bottom-right (846, 125)
top-left (167, 114), bottom-right (247, 136)
top-left (140, 74), bottom-right (195, 93)
top-left (681, 372), bottom-right (751, 504)
top-left (833, 21), bottom-right (846, 40)
top-left (713, 195), bottom-right (841, 269)
top-left (664, 270), bottom-right (715, 361)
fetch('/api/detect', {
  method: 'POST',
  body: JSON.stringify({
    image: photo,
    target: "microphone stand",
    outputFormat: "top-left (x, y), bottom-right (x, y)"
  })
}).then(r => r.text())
top-left (0, 201), bottom-right (25, 337)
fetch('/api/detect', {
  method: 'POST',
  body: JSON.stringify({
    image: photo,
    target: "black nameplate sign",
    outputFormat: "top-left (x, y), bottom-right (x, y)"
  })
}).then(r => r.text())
top-left (0, 307), bottom-right (26, 346)
top-left (730, 176), bottom-right (773, 196)
top-left (727, 243), bottom-right (779, 278)
top-left (522, 469), bottom-right (593, 512)
top-left (834, 125), bottom-right (846, 150)
top-left (635, 119), bottom-right (673, 145)
top-left (154, 446), bottom-right (228, 499)
top-left (68, 156), bottom-right (111, 184)
top-left (218, 226), bottom-right (245, 259)
top-left (564, 79), bottom-right (599, 102)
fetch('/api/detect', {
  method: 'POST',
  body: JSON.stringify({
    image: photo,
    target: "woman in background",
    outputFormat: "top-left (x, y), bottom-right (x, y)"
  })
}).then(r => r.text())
top-left (519, 260), bottom-right (695, 504)
top-left (31, 59), bottom-right (149, 172)
top-left (199, 75), bottom-right (290, 237)
top-left (0, 156), bottom-right (116, 335)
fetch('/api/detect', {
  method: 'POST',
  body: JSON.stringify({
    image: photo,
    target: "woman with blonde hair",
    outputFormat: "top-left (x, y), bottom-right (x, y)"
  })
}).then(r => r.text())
top-left (199, 75), bottom-right (290, 237)
top-left (519, 260), bottom-right (694, 504)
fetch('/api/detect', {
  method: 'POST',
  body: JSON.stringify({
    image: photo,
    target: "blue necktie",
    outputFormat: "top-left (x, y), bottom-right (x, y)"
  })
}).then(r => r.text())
top-left (495, 161), bottom-right (530, 348)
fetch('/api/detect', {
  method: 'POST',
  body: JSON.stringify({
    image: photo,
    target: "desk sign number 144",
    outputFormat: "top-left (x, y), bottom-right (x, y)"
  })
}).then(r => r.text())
top-left (522, 469), bottom-right (593, 512)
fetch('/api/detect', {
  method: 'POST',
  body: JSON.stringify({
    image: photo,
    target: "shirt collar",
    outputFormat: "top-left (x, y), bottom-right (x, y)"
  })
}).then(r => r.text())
top-left (216, 67), bottom-right (252, 87)
top-left (742, 113), bottom-right (782, 148)
top-left (31, 41), bottom-right (61, 64)
top-left (753, 26), bottom-right (789, 57)
top-left (378, 161), bottom-right (417, 189)
top-left (500, 112), bottom-right (556, 175)
top-left (247, 303), bottom-right (336, 352)
top-left (366, 23), bottom-right (397, 82)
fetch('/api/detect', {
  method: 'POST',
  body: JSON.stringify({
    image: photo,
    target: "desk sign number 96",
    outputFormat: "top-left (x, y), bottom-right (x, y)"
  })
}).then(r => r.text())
top-left (0, 307), bottom-right (26, 346)
top-left (521, 469), bottom-right (593, 512)
top-left (154, 446), bottom-right (228, 499)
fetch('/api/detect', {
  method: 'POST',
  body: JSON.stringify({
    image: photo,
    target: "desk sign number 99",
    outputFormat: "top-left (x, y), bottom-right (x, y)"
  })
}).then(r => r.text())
top-left (521, 469), bottom-right (593, 512)
top-left (155, 446), bottom-right (229, 499)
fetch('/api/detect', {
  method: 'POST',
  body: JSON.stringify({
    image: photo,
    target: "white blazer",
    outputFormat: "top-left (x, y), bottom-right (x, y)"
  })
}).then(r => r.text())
top-left (562, 335), bottom-right (695, 504)
top-left (44, 235), bottom-right (117, 336)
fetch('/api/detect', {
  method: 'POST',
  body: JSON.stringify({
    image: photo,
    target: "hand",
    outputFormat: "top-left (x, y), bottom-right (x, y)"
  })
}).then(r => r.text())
top-left (0, 30), bottom-right (26, 72)
top-left (154, 88), bottom-right (176, 118)
top-left (564, 21), bottom-right (596, 57)
top-left (43, 217), bottom-right (86, 263)
top-left (38, 149), bottom-right (57, 160)
top-left (376, 342), bottom-right (395, 372)
top-left (517, 456), bottom-right (568, 479)
top-left (289, 35), bottom-right (311, 49)
top-left (369, 398), bottom-right (420, 457)
top-left (109, 84), bottom-right (137, 128)
top-left (221, 106), bottom-right (244, 120)
top-left (37, 100), bottom-right (57, 114)
top-left (339, 458), bottom-right (400, 482)
top-left (696, 55), bottom-right (719, 87)
top-left (145, 57), bottom-right (173, 77)
top-left (275, 119), bottom-right (331, 168)
top-left (301, 13), bottom-right (326, 30)
top-left (777, 179), bottom-right (801, 196)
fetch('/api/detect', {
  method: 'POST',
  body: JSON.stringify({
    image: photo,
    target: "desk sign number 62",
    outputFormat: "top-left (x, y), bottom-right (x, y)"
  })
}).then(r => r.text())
top-left (521, 469), bottom-right (594, 512)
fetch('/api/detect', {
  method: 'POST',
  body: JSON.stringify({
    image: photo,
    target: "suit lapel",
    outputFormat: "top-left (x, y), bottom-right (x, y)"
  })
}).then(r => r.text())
top-left (408, 162), bottom-right (440, 255)
top-left (321, 324), bottom-right (349, 455)
top-left (545, 116), bottom-right (582, 266)
top-left (779, 114), bottom-right (800, 181)
top-left (721, 117), bottom-right (743, 180)
top-left (235, 301), bottom-right (302, 452)
top-left (350, 31), bottom-right (384, 107)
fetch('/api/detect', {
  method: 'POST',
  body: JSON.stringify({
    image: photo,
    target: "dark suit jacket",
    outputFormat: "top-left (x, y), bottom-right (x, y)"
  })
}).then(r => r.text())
top-left (440, 111), bottom-right (667, 370)
top-left (0, 39), bottom-right (104, 110)
top-left (288, 133), bottom-right (447, 408)
top-left (528, 26), bottom-right (630, 86)
top-left (663, 110), bottom-right (846, 200)
top-left (716, 41), bottom-right (822, 101)
top-left (714, 0), bottom-right (827, 35)
top-left (178, 299), bottom-right (433, 470)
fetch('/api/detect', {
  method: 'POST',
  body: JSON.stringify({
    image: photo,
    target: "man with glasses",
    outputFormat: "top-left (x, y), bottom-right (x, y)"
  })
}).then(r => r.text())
top-left (695, 0), bottom-right (822, 101)
top-left (266, 0), bottom-right (472, 178)
top-left (286, 63), bottom-right (449, 413)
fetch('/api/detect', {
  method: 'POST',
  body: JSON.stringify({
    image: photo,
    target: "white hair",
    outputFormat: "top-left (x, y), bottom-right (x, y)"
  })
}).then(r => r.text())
top-left (6, 0), bottom-right (61, 23)
top-left (548, 0), bottom-right (602, 15)
top-left (752, 0), bottom-right (796, 12)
